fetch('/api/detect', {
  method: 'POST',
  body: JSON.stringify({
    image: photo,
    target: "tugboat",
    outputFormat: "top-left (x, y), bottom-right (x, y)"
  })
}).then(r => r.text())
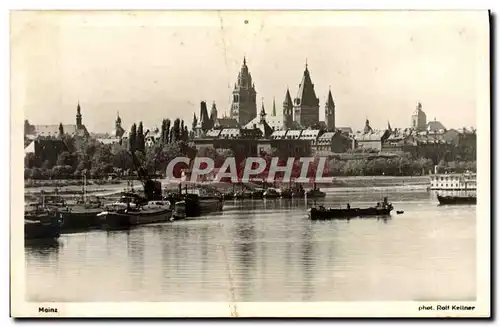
top-left (308, 197), bottom-right (394, 220)
top-left (437, 194), bottom-right (476, 205)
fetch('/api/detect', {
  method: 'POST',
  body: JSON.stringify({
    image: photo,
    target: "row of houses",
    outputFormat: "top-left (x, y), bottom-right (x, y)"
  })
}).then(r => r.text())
top-left (191, 122), bottom-right (476, 162)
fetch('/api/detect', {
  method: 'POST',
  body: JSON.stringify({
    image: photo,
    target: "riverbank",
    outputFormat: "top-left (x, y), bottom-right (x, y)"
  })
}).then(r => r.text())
top-left (24, 175), bottom-right (430, 197)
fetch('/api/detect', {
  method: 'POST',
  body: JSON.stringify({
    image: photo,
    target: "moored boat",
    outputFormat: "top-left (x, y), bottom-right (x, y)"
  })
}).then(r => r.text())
top-left (306, 189), bottom-right (326, 198)
top-left (57, 204), bottom-right (103, 232)
top-left (437, 194), bottom-right (476, 205)
top-left (263, 188), bottom-right (280, 199)
top-left (173, 201), bottom-right (187, 219)
top-left (97, 205), bottom-right (173, 230)
top-left (308, 198), bottom-right (394, 220)
top-left (25, 213), bottom-right (62, 241)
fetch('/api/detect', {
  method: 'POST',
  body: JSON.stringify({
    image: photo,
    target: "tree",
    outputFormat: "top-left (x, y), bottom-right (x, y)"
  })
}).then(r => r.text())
top-left (24, 152), bottom-right (36, 168)
top-left (112, 147), bottom-right (134, 170)
top-left (136, 122), bottom-right (145, 153)
top-left (161, 119), bottom-right (168, 144)
top-left (171, 118), bottom-right (181, 143)
top-left (129, 123), bottom-right (137, 153)
top-left (58, 123), bottom-right (64, 138)
top-left (24, 120), bottom-right (35, 136)
top-left (165, 119), bottom-right (171, 144)
top-left (192, 113), bottom-right (198, 132)
top-left (183, 126), bottom-right (189, 141)
top-left (92, 144), bottom-right (113, 169)
top-left (24, 168), bottom-right (32, 180)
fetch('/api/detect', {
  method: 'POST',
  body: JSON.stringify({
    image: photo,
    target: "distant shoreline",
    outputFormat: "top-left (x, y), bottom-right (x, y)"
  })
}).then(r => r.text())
top-left (24, 175), bottom-right (430, 197)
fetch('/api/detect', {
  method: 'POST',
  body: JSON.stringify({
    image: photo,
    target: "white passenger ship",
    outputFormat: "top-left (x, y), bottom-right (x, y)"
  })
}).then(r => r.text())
top-left (429, 170), bottom-right (476, 191)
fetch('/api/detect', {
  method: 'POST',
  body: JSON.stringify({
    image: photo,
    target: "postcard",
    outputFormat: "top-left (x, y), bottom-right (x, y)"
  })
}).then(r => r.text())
top-left (10, 10), bottom-right (490, 318)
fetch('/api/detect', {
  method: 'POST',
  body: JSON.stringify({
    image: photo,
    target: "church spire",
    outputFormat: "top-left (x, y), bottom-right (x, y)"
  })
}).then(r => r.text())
top-left (115, 111), bottom-right (121, 125)
top-left (325, 89), bottom-right (335, 130)
top-left (76, 101), bottom-right (82, 128)
top-left (272, 97), bottom-right (276, 116)
top-left (260, 98), bottom-right (267, 123)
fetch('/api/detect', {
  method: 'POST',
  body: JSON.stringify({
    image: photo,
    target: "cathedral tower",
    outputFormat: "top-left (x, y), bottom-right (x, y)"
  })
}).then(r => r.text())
top-left (230, 57), bottom-right (257, 126)
top-left (411, 102), bottom-right (427, 132)
top-left (293, 61), bottom-right (319, 127)
top-left (325, 88), bottom-right (335, 131)
top-left (282, 88), bottom-right (293, 130)
top-left (76, 101), bottom-right (82, 128)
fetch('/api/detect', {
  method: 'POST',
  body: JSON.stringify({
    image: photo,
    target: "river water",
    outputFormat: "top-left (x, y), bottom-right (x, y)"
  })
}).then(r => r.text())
top-left (25, 189), bottom-right (476, 302)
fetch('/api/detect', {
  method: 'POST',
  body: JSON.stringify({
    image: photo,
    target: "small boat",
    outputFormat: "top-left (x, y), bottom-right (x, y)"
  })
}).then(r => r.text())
top-left (308, 198), bottom-right (394, 220)
top-left (263, 188), bottom-right (280, 199)
top-left (396, 210), bottom-right (404, 214)
top-left (233, 190), bottom-right (252, 200)
top-left (280, 185), bottom-right (305, 199)
top-left (25, 213), bottom-right (62, 241)
top-left (222, 192), bottom-right (235, 200)
top-left (437, 194), bottom-right (476, 205)
top-left (306, 183), bottom-right (326, 198)
top-left (251, 189), bottom-right (264, 199)
top-left (306, 189), bottom-right (326, 198)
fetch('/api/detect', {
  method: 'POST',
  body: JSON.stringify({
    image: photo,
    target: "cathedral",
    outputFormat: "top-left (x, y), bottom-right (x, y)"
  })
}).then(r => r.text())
top-left (230, 57), bottom-right (257, 126)
top-left (193, 57), bottom-right (338, 139)
top-left (293, 62), bottom-right (320, 127)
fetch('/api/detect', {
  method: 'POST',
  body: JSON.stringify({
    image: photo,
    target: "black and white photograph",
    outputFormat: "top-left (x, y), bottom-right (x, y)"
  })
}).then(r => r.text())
top-left (10, 9), bottom-right (490, 318)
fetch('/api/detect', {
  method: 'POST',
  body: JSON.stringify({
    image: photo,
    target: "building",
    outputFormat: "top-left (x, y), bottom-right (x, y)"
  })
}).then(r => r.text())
top-left (257, 139), bottom-right (311, 158)
top-left (299, 129), bottom-right (322, 152)
top-left (293, 62), bottom-right (320, 127)
top-left (354, 120), bottom-right (391, 151)
top-left (193, 101), bottom-right (213, 138)
top-left (316, 131), bottom-right (355, 154)
top-left (442, 127), bottom-right (476, 161)
top-left (381, 128), bottom-right (417, 154)
top-left (96, 112), bottom-right (127, 145)
top-left (337, 127), bottom-right (353, 135)
top-left (28, 102), bottom-right (90, 139)
top-left (245, 101), bottom-right (285, 132)
top-left (230, 57), bottom-right (257, 126)
top-left (145, 127), bottom-right (162, 147)
top-left (411, 102), bottom-right (427, 132)
top-left (426, 119), bottom-right (446, 133)
top-left (24, 138), bottom-right (69, 167)
top-left (413, 131), bottom-right (454, 164)
top-left (213, 117), bottom-right (240, 129)
top-left (324, 89), bottom-right (335, 131)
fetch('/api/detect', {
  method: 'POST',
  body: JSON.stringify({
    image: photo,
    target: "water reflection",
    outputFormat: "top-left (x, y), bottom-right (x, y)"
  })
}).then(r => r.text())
top-left (300, 221), bottom-right (314, 301)
top-left (25, 190), bottom-right (477, 302)
top-left (25, 239), bottom-right (61, 257)
top-left (234, 214), bottom-right (256, 299)
top-left (127, 229), bottom-right (145, 288)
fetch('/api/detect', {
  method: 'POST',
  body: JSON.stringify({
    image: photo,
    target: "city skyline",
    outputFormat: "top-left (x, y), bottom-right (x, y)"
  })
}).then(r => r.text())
top-left (13, 11), bottom-right (487, 133)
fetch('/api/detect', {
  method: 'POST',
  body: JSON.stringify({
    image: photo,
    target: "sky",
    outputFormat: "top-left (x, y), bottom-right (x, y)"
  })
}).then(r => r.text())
top-left (11, 10), bottom-right (489, 133)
